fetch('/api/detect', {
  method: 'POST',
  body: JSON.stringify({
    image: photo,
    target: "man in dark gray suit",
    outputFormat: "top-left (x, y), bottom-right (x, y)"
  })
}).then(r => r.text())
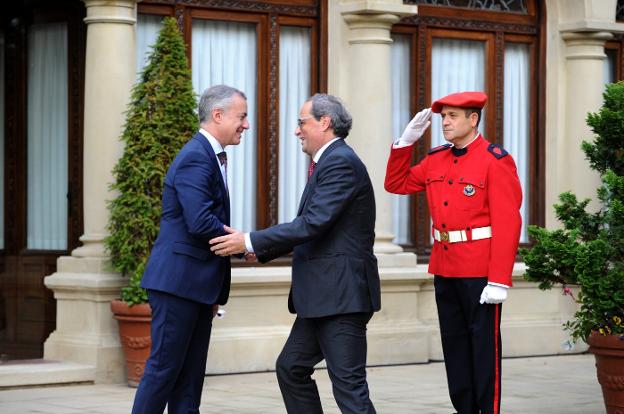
top-left (210, 93), bottom-right (380, 414)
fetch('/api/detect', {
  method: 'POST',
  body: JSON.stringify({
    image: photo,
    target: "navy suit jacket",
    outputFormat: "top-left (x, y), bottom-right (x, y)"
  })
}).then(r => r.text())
top-left (141, 132), bottom-right (231, 305)
top-left (250, 139), bottom-right (381, 318)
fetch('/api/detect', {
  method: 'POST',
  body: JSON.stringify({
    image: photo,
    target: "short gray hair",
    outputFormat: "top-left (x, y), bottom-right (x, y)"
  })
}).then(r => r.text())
top-left (198, 85), bottom-right (247, 124)
top-left (307, 93), bottom-right (353, 138)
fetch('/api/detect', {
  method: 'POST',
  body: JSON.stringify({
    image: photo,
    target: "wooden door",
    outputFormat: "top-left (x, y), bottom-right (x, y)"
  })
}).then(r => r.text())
top-left (0, 0), bottom-right (84, 360)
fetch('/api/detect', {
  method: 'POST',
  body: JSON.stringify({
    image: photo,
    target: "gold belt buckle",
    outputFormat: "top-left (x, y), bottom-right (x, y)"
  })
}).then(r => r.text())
top-left (440, 231), bottom-right (449, 242)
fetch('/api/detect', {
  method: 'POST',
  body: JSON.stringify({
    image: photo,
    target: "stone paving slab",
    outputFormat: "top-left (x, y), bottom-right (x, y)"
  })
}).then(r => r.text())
top-left (0, 354), bottom-right (604, 413)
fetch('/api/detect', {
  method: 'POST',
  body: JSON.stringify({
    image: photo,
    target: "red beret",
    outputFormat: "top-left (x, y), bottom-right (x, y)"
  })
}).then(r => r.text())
top-left (431, 91), bottom-right (487, 113)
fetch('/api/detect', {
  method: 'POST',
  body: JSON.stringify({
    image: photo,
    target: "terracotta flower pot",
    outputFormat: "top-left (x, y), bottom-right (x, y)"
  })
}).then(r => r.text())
top-left (110, 299), bottom-right (152, 387)
top-left (587, 332), bottom-right (624, 414)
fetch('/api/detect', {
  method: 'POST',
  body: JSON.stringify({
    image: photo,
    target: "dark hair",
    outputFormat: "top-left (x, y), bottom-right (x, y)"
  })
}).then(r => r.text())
top-left (198, 84), bottom-right (247, 124)
top-left (307, 93), bottom-right (353, 138)
top-left (463, 108), bottom-right (482, 128)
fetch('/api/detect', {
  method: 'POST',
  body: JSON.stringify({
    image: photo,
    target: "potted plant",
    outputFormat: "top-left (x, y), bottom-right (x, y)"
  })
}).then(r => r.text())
top-left (521, 81), bottom-right (624, 413)
top-left (105, 16), bottom-right (197, 387)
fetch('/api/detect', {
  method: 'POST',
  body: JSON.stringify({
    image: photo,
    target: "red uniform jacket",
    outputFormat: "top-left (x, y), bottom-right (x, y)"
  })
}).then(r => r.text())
top-left (384, 135), bottom-right (522, 286)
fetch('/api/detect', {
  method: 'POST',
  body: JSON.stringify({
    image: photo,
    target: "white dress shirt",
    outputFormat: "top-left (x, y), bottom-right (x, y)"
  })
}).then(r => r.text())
top-left (198, 128), bottom-right (227, 187)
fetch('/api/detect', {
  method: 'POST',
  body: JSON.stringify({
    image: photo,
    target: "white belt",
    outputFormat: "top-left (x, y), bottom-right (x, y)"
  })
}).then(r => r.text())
top-left (433, 226), bottom-right (492, 243)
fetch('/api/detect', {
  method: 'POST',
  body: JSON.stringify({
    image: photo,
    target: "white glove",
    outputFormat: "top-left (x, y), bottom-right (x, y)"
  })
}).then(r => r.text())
top-left (479, 283), bottom-right (508, 304)
top-left (398, 107), bottom-right (432, 146)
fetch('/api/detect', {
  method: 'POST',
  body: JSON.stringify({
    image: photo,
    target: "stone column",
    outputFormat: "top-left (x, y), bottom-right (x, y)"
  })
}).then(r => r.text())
top-left (74, 0), bottom-right (137, 258)
top-left (561, 31), bottom-right (612, 206)
top-left (551, 0), bottom-right (624, 213)
top-left (339, 1), bottom-right (417, 266)
top-left (44, 0), bottom-right (137, 383)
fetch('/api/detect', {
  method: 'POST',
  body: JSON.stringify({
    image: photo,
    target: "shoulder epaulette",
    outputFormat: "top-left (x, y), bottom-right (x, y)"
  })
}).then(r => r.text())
top-left (487, 143), bottom-right (508, 159)
top-left (428, 143), bottom-right (452, 155)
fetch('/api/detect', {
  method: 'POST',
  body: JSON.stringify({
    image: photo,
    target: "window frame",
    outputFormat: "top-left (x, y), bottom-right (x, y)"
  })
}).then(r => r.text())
top-left (605, 40), bottom-right (622, 82)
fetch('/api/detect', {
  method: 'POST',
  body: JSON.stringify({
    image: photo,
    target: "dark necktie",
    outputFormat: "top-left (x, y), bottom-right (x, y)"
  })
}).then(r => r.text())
top-left (217, 151), bottom-right (228, 189)
top-left (217, 151), bottom-right (227, 168)
top-left (308, 161), bottom-right (316, 179)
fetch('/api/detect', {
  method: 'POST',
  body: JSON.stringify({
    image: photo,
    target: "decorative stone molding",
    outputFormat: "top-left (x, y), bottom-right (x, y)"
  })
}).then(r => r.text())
top-left (562, 31), bottom-right (614, 60)
top-left (342, 13), bottom-right (401, 45)
top-left (83, 0), bottom-right (137, 25)
top-left (558, 0), bottom-right (624, 33)
top-left (340, 0), bottom-right (418, 16)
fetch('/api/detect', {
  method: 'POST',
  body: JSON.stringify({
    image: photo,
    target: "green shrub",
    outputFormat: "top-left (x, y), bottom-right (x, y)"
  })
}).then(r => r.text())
top-left (105, 17), bottom-right (197, 305)
top-left (522, 81), bottom-right (624, 343)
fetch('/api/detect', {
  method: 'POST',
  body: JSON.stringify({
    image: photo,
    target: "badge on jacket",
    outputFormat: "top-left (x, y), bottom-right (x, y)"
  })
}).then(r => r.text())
top-left (463, 184), bottom-right (476, 197)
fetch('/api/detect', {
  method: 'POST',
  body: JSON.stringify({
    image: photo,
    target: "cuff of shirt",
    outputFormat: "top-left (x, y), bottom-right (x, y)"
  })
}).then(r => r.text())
top-left (488, 281), bottom-right (509, 289)
top-left (393, 139), bottom-right (414, 149)
top-left (244, 233), bottom-right (254, 253)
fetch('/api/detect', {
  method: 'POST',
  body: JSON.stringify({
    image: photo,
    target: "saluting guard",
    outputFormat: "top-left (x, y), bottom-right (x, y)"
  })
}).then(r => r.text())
top-left (384, 91), bottom-right (522, 414)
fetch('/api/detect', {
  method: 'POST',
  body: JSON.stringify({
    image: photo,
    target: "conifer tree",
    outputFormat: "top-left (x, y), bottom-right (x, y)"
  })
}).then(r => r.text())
top-left (106, 17), bottom-right (197, 305)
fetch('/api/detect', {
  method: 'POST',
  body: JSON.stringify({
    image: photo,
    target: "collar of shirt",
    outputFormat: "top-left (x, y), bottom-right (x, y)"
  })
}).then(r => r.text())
top-left (199, 128), bottom-right (225, 160)
top-left (313, 137), bottom-right (340, 163)
top-left (456, 132), bottom-right (481, 150)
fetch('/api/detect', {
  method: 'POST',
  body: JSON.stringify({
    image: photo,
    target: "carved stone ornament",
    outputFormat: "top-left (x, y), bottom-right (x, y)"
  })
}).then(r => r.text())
top-left (404, 0), bottom-right (527, 13)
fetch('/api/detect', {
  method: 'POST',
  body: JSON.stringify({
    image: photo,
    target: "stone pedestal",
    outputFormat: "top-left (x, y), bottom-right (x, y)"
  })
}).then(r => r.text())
top-left (44, 257), bottom-right (127, 383)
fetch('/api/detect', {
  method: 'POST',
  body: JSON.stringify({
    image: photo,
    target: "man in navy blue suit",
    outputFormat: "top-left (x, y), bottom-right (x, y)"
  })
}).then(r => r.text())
top-left (210, 93), bottom-right (380, 414)
top-left (130, 84), bottom-right (249, 414)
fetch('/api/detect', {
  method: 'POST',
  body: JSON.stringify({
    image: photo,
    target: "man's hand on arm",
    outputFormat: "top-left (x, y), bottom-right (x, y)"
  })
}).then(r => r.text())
top-left (479, 283), bottom-right (508, 304)
top-left (397, 107), bottom-right (432, 147)
top-left (209, 225), bottom-right (247, 256)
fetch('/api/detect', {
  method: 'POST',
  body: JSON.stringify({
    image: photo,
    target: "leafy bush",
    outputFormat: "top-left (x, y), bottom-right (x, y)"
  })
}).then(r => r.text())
top-left (105, 17), bottom-right (197, 305)
top-left (521, 82), bottom-right (624, 342)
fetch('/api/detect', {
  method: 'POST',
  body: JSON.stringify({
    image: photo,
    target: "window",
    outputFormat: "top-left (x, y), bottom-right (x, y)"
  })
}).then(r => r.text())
top-left (604, 47), bottom-right (617, 85)
top-left (136, 1), bottom-right (324, 235)
top-left (391, 0), bottom-right (542, 260)
top-left (605, 41), bottom-right (621, 84)
top-left (191, 16), bottom-right (259, 232)
top-left (27, 23), bottom-right (69, 250)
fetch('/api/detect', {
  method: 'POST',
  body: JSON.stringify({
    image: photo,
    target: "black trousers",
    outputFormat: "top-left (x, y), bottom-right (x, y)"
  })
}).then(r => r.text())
top-left (276, 313), bottom-right (376, 414)
top-left (434, 276), bottom-right (502, 414)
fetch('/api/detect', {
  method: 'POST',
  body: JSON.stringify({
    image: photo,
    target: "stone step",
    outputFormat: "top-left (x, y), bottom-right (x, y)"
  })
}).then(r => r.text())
top-left (0, 359), bottom-right (95, 389)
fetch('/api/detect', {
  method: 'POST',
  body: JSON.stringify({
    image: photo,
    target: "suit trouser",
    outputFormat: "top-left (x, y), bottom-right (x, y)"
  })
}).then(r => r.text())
top-left (131, 289), bottom-right (214, 414)
top-left (434, 276), bottom-right (502, 414)
top-left (276, 313), bottom-right (376, 414)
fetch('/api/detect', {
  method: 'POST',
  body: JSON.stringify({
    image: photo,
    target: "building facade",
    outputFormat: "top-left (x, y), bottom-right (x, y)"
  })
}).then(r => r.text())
top-left (0, 0), bottom-right (622, 384)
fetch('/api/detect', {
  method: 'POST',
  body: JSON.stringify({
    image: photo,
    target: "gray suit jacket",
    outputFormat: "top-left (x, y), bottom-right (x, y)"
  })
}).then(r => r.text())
top-left (250, 139), bottom-right (381, 318)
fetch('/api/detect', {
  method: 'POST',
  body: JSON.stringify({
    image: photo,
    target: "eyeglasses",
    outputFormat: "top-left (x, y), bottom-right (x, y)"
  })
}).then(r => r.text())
top-left (297, 116), bottom-right (315, 127)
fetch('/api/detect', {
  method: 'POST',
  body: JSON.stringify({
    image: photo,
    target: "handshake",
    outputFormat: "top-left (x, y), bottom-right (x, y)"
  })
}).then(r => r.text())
top-left (209, 225), bottom-right (257, 263)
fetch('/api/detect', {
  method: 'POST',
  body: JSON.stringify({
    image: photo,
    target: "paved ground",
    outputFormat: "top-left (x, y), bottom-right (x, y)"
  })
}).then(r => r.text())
top-left (0, 354), bottom-right (604, 413)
